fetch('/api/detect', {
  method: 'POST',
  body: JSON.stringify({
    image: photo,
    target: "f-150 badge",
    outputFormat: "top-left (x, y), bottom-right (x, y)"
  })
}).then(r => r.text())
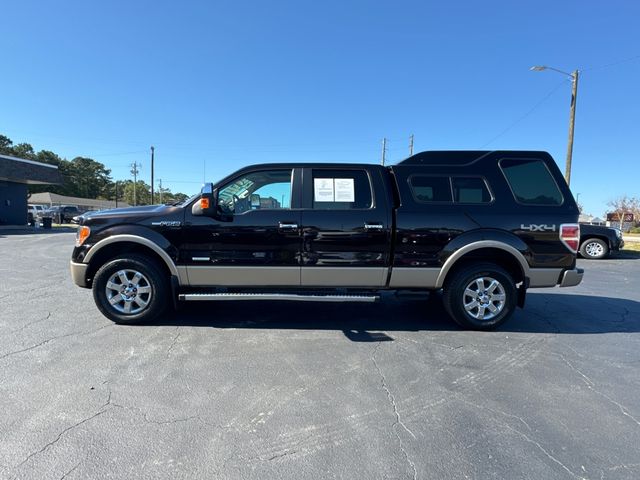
top-left (151, 221), bottom-right (182, 227)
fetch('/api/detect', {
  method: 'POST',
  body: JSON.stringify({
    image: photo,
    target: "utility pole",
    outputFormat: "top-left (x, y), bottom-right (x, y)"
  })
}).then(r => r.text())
top-left (409, 134), bottom-right (414, 156)
top-left (530, 65), bottom-right (579, 186)
top-left (565, 70), bottom-right (579, 187)
top-left (381, 138), bottom-right (387, 166)
top-left (130, 162), bottom-right (141, 206)
top-left (115, 181), bottom-right (119, 208)
top-left (150, 146), bottom-right (155, 204)
top-left (158, 179), bottom-right (163, 204)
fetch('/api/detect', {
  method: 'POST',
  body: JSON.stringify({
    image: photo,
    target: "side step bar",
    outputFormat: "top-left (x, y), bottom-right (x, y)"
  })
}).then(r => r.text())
top-left (179, 293), bottom-right (379, 303)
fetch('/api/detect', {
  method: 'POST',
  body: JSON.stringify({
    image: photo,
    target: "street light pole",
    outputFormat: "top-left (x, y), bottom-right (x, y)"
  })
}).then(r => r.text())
top-left (565, 70), bottom-right (579, 186)
top-left (530, 66), bottom-right (579, 186)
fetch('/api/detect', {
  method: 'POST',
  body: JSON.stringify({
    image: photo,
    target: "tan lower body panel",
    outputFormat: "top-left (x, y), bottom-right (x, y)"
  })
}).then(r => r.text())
top-left (182, 265), bottom-right (563, 289)
top-left (388, 267), bottom-right (440, 288)
top-left (528, 268), bottom-right (563, 287)
top-left (183, 266), bottom-right (388, 287)
top-left (301, 267), bottom-right (388, 287)
top-left (186, 266), bottom-right (300, 286)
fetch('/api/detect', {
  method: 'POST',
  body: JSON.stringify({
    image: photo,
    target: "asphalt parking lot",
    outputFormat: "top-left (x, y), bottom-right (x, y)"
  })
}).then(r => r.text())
top-left (1, 231), bottom-right (639, 480)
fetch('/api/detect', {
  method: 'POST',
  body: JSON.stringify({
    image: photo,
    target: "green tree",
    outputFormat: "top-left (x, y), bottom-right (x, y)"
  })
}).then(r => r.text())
top-left (11, 143), bottom-right (36, 160)
top-left (0, 135), bottom-right (13, 155)
top-left (122, 180), bottom-right (151, 206)
top-left (64, 157), bottom-right (113, 198)
top-left (36, 150), bottom-right (63, 166)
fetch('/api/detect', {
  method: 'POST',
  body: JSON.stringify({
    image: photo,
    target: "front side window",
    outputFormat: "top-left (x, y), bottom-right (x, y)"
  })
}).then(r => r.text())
top-left (312, 169), bottom-right (372, 209)
top-left (500, 159), bottom-right (563, 205)
top-left (218, 169), bottom-right (292, 215)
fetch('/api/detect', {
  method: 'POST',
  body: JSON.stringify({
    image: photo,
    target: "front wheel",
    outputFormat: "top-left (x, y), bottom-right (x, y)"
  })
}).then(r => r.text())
top-left (92, 254), bottom-right (169, 324)
top-left (443, 263), bottom-right (517, 330)
top-left (579, 238), bottom-right (609, 259)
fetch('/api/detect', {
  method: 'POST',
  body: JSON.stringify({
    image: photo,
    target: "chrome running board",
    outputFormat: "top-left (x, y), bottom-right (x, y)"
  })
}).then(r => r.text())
top-left (179, 293), bottom-right (379, 303)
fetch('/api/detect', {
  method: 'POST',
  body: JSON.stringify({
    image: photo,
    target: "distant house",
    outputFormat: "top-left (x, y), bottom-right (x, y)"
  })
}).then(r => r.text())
top-left (579, 214), bottom-right (606, 226)
top-left (0, 154), bottom-right (63, 225)
top-left (28, 192), bottom-right (130, 211)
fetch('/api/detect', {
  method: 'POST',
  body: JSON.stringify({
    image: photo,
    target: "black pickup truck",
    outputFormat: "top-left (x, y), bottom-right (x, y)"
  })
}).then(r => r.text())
top-left (71, 150), bottom-right (583, 330)
top-left (578, 224), bottom-right (624, 259)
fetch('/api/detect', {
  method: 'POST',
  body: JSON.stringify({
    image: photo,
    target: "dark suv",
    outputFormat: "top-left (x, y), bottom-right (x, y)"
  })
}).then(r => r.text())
top-left (71, 150), bottom-right (583, 330)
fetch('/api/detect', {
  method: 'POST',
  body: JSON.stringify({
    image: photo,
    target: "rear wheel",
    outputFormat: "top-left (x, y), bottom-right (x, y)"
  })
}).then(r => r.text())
top-left (443, 263), bottom-right (517, 330)
top-left (579, 238), bottom-right (608, 259)
top-left (92, 254), bottom-right (169, 324)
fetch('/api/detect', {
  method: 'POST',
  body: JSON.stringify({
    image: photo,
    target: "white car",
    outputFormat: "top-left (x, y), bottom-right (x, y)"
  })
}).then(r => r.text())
top-left (27, 204), bottom-right (47, 224)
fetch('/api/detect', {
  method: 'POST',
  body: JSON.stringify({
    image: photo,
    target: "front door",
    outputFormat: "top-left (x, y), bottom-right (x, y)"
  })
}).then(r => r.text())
top-left (182, 168), bottom-right (302, 286)
top-left (299, 167), bottom-right (392, 287)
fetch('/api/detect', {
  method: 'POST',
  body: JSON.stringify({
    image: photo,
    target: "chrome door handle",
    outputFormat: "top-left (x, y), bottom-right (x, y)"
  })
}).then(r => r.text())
top-left (278, 222), bottom-right (299, 229)
top-left (364, 223), bottom-right (384, 230)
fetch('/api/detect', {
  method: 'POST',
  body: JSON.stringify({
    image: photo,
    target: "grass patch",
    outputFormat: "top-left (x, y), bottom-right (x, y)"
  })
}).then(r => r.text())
top-left (623, 242), bottom-right (640, 252)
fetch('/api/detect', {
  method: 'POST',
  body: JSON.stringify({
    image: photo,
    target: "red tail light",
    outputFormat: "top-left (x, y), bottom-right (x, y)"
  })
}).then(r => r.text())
top-left (560, 223), bottom-right (580, 253)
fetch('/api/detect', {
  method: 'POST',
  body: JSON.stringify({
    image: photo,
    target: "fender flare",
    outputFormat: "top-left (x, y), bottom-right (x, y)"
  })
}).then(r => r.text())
top-left (435, 240), bottom-right (531, 288)
top-left (83, 234), bottom-right (179, 277)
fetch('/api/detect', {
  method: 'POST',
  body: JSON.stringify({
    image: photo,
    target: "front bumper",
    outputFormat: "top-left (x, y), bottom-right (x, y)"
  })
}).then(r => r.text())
top-left (559, 268), bottom-right (584, 287)
top-left (70, 261), bottom-right (90, 288)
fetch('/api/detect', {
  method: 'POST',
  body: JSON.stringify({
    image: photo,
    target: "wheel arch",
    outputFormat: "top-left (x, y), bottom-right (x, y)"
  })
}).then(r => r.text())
top-left (436, 241), bottom-right (529, 289)
top-left (581, 235), bottom-right (611, 249)
top-left (84, 235), bottom-right (178, 285)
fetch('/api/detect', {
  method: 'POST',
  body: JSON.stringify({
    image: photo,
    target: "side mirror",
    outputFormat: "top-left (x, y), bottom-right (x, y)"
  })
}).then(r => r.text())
top-left (250, 194), bottom-right (261, 208)
top-left (191, 183), bottom-right (216, 216)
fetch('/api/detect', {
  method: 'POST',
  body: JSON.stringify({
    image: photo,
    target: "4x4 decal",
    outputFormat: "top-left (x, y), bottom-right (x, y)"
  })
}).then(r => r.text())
top-left (520, 224), bottom-right (556, 232)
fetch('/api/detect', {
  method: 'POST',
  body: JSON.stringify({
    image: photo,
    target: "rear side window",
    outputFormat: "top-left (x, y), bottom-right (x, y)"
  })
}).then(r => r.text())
top-left (452, 177), bottom-right (492, 203)
top-left (409, 176), bottom-right (452, 202)
top-left (408, 175), bottom-right (492, 204)
top-left (312, 169), bottom-right (372, 209)
top-left (500, 159), bottom-right (563, 205)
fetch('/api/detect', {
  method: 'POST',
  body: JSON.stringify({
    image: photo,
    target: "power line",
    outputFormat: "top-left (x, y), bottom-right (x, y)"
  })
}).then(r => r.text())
top-left (91, 150), bottom-right (149, 157)
top-left (583, 54), bottom-right (640, 72)
top-left (481, 79), bottom-right (568, 148)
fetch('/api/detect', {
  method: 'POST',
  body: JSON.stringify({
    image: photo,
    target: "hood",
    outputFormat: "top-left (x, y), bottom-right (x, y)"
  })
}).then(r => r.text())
top-left (82, 204), bottom-right (173, 220)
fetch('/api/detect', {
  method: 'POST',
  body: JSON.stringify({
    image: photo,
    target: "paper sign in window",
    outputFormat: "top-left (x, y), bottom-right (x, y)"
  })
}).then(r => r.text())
top-left (314, 178), bottom-right (335, 202)
top-left (334, 178), bottom-right (355, 202)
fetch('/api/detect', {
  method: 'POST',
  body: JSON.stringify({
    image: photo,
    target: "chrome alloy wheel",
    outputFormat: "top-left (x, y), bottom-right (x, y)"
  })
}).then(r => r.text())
top-left (463, 276), bottom-right (506, 321)
top-left (585, 241), bottom-right (605, 257)
top-left (105, 269), bottom-right (153, 314)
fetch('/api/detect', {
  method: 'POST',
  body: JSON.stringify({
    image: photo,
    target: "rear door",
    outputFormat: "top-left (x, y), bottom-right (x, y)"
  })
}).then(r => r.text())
top-left (299, 166), bottom-right (392, 287)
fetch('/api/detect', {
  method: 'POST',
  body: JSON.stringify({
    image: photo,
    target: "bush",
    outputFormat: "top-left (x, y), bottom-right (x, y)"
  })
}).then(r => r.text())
top-left (629, 227), bottom-right (640, 234)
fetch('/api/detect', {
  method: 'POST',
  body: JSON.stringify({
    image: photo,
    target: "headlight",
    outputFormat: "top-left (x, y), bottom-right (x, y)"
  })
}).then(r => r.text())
top-left (76, 226), bottom-right (91, 246)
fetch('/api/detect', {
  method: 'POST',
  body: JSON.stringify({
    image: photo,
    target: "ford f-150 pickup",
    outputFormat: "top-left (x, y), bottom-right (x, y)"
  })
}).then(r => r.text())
top-left (71, 150), bottom-right (583, 330)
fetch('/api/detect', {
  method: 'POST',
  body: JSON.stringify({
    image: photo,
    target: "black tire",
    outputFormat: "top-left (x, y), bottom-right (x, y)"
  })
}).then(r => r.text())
top-left (579, 238), bottom-right (609, 259)
top-left (443, 263), bottom-right (517, 331)
top-left (92, 254), bottom-right (169, 324)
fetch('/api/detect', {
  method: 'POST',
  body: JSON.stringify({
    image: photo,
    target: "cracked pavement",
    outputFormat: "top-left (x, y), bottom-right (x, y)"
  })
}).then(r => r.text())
top-left (1, 231), bottom-right (639, 479)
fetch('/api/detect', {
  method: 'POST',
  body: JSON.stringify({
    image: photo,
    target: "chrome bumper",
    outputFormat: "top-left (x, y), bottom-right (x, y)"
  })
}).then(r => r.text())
top-left (70, 261), bottom-right (90, 288)
top-left (559, 268), bottom-right (584, 287)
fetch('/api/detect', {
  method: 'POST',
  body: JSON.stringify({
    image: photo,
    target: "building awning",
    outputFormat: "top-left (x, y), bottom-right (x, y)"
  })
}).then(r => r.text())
top-left (0, 154), bottom-right (63, 185)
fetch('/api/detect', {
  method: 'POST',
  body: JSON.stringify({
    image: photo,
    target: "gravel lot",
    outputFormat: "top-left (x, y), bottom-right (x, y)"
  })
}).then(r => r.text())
top-left (1, 231), bottom-right (639, 480)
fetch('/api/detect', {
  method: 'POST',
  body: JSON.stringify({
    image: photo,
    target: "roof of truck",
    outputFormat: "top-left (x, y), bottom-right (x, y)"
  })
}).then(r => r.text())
top-left (397, 150), bottom-right (552, 166)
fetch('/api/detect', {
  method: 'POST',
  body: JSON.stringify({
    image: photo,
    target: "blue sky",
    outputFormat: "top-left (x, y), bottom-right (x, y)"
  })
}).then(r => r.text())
top-left (1, 0), bottom-right (638, 216)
